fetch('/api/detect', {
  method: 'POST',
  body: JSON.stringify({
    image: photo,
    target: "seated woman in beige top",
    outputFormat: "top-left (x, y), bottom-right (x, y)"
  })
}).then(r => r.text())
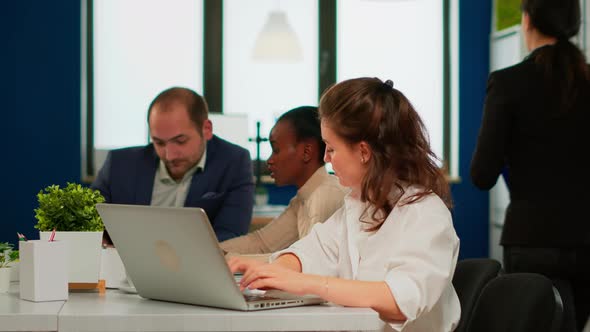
top-left (220, 106), bottom-right (347, 256)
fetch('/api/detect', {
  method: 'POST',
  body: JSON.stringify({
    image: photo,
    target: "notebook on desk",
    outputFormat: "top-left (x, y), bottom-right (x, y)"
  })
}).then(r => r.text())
top-left (95, 203), bottom-right (325, 311)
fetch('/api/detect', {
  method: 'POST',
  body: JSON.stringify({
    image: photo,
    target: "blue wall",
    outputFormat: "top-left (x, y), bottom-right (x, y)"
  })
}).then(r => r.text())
top-left (451, 1), bottom-right (492, 259)
top-left (2, 1), bottom-right (82, 244)
top-left (1, 1), bottom-right (492, 259)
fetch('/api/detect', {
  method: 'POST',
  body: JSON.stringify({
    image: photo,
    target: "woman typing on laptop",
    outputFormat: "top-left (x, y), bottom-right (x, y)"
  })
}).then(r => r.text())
top-left (228, 78), bottom-right (460, 332)
top-left (220, 106), bottom-right (347, 258)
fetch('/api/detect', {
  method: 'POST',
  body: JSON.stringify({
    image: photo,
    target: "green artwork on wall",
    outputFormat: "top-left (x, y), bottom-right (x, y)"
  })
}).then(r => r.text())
top-left (496, 0), bottom-right (521, 31)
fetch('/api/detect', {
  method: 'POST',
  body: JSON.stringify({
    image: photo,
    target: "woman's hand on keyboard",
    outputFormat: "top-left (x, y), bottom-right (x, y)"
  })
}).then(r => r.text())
top-left (235, 261), bottom-right (320, 296)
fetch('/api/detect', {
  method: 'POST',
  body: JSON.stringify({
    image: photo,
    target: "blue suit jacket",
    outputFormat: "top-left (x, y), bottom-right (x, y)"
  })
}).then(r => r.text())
top-left (92, 135), bottom-right (254, 242)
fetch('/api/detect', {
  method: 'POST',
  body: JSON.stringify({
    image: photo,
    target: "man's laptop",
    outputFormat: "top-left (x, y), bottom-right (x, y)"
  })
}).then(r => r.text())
top-left (96, 203), bottom-right (325, 311)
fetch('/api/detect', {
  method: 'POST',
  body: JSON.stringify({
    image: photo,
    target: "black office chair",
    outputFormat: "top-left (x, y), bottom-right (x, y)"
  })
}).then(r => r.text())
top-left (451, 258), bottom-right (502, 332)
top-left (466, 273), bottom-right (563, 332)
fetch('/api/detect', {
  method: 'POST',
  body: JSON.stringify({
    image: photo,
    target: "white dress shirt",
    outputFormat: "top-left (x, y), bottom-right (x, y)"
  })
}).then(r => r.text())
top-left (272, 186), bottom-right (461, 332)
top-left (150, 148), bottom-right (207, 207)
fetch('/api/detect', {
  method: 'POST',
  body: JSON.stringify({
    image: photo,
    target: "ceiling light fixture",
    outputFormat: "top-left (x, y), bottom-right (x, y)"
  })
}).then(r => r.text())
top-left (252, 10), bottom-right (303, 63)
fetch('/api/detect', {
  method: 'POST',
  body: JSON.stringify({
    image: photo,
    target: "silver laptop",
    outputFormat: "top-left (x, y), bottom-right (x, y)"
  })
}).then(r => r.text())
top-left (96, 203), bottom-right (325, 311)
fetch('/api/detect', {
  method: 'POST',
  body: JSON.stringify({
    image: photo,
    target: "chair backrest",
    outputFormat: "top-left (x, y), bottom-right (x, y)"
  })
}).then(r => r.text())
top-left (467, 273), bottom-right (563, 332)
top-left (452, 258), bottom-right (502, 332)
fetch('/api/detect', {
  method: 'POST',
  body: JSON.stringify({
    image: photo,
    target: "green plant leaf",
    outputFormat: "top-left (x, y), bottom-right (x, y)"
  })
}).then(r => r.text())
top-left (34, 182), bottom-right (106, 232)
top-left (0, 242), bottom-right (14, 268)
top-left (9, 250), bottom-right (19, 262)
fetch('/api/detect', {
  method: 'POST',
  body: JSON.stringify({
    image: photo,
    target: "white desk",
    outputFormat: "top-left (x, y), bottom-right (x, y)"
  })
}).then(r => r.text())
top-left (58, 289), bottom-right (384, 332)
top-left (0, 283), bottom-right (65, 332)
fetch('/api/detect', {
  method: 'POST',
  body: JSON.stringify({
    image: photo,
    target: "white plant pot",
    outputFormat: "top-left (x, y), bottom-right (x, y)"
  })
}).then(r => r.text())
top-left (39, 231), bottom-right (103, 283)
top-left (0, 267), bottom-right (11, 293)
top-left (8, 261), bottom-right (19, 281)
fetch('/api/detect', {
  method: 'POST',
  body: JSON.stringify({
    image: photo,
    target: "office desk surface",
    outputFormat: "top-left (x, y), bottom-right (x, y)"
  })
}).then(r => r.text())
top-left (58, 289), bottom-right (384, 332)
top-left (0, 283), bottom-right (65, 332)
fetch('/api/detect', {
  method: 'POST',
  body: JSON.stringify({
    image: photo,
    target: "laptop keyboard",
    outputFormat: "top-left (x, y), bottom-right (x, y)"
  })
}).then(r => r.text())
top-left (243, 294), bottom-right (280, 302)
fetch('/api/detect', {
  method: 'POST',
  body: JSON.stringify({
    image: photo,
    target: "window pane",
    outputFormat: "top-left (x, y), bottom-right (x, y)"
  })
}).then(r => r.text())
top-left (450, 0), bottom-right (459, 177)
top-left (337, 0), bottom-right (444, 162)
top-left (223, 0), bottom-right (319, 161)
top-left (585, 0), bottom-right (589, 59)
top-left (93, 0), bottom-right (203, 150)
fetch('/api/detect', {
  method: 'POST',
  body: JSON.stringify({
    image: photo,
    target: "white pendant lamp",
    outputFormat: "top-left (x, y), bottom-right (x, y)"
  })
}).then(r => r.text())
top-left (252, 10), bottom-right (303, 62)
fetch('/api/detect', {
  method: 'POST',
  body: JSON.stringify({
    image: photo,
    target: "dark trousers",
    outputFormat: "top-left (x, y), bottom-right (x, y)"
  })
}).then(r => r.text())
top-left (503, 247), bottom-right (590, 332)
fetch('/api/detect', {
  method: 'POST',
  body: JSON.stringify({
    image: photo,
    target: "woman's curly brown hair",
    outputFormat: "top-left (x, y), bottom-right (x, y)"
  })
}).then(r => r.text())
top-left (319, 77), bottom-right (452, 230)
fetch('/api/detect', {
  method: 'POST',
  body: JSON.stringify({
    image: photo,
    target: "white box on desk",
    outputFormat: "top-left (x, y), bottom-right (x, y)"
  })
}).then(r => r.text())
top-left (19, 240), bottom-right (68, 302)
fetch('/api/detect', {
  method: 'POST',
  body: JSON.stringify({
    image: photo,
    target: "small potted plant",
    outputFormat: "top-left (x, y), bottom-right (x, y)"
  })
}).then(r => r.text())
top-left (34, 182), bottom-right (105, 283)
top-left (0, 242), bottom-right (18, 292)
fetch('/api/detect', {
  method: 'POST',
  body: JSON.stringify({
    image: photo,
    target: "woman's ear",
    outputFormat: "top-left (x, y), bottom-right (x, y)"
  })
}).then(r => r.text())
top-left (359, 141), bottom-right (372, 164)
top-left (302, 142), bottom-right (312, 163)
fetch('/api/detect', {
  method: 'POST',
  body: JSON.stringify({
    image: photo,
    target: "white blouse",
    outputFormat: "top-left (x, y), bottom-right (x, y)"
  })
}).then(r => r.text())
top-left (272, 187), bottom-right (461, 332)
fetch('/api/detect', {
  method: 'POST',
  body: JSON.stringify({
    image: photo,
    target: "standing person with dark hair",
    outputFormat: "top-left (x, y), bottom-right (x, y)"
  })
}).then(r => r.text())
top-left (471, 0), bottom-right (590, 330)
top-left (92, 87), bottom-right (255, 243)
top-left (220, 106), bottom-right (346, 258)
top-left (229, 78), bottom-right (460, 331)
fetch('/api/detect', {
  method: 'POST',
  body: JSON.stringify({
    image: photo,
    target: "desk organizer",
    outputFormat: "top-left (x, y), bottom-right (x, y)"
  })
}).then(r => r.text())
top-left (19, 240), bottom-right (68, 302)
